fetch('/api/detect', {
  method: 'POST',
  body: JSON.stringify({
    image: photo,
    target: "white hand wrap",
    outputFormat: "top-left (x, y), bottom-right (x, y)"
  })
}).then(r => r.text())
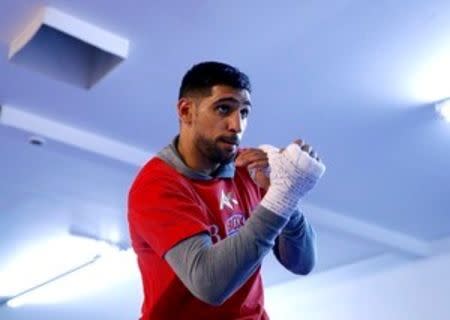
top-left (259, 143), bottom-right (326, 218)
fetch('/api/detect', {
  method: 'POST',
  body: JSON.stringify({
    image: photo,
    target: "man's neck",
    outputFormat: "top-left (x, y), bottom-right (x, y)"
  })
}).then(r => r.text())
top-left (176, 135), bottom-right (219, 176)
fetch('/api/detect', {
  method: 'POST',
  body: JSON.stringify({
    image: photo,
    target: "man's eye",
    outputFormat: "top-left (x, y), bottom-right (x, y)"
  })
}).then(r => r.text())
top-left (216, 105), bottom-right (230, 114)
top-left (240, 108), bottom-right (250, 119)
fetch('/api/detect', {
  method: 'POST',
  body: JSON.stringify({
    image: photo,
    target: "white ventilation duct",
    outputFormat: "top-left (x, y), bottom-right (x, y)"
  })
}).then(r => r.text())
top-left (8, 6), bottom-right (129, 89)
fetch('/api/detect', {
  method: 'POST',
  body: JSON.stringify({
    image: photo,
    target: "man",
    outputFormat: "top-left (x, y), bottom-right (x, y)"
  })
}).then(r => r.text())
top-left (128, 61), bottom-right (326, 319)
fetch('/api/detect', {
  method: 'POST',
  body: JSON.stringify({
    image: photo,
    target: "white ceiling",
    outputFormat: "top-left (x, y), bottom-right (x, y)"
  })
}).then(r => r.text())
top-left (0, 0), bottom-right (449, 318)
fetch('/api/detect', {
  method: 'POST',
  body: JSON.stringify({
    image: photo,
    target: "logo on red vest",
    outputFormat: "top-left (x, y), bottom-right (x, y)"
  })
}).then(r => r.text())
top-left (225, 213), bottom-right (246, 236)
top-left (220, 190), bottom-right (238, 210)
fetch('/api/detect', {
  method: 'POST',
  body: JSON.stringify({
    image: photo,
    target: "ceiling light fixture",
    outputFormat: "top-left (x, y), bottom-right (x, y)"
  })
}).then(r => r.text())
top-left (0, 235), bottom-right (135, 308)
top-left (3, 255), bottom-right (101, 308)
top-left (435, 98), bottom-right (450, 122)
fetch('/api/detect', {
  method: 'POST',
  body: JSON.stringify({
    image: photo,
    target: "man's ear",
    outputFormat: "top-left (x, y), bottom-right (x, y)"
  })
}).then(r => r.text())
top-left (177, 97), bottom-right (195, 125)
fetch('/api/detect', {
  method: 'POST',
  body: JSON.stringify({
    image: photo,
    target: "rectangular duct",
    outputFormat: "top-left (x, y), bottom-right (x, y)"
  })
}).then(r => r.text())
top-left (8, 6), bottom-right (129, 89)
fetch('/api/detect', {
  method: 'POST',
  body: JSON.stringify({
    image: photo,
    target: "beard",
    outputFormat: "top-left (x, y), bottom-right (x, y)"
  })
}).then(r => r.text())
top-left (195, 133), bottom-right (238, 166)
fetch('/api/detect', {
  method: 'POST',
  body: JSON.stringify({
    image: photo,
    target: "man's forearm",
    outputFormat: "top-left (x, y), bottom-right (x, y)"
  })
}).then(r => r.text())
top-left (164, 205), bottom-right (289, 306)
top-left (273, 210), bottom-right (317, 274)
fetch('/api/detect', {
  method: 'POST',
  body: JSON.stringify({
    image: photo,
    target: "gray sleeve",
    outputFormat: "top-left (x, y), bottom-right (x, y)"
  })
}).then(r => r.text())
top-left (273, 209), bottom-right (317, 275)
top-left (164, 205), bottom-right (289, 306)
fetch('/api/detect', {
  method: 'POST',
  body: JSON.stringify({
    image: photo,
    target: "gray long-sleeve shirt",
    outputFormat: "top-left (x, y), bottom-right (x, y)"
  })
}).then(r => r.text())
top-left (159, 138), bottom-right (317, 305)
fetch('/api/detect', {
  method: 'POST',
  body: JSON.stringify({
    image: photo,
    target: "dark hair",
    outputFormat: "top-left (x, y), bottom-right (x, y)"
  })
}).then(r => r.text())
top-left (178, 61), bottom-right (251, 99)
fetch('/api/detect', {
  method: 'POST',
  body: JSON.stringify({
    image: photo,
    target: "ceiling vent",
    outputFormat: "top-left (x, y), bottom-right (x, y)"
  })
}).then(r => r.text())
top-left (8, 6), bottom-right (129, 89)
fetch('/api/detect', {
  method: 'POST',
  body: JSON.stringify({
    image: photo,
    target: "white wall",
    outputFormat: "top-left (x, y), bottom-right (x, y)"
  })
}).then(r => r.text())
top-left (265, 252), bottom-right (450, 320)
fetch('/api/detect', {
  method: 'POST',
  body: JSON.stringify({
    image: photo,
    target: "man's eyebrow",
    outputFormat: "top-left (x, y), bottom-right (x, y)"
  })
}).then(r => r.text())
top-left (214, 97), bottom-right (252, 107)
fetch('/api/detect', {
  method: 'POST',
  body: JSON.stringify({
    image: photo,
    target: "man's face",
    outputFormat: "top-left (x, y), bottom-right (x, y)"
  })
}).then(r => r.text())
top-left (190, 85), bottom-right (252, 166)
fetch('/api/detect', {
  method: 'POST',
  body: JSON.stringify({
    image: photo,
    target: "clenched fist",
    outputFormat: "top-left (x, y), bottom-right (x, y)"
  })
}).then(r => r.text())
top-left (258, 139), bottom-right (326, 218)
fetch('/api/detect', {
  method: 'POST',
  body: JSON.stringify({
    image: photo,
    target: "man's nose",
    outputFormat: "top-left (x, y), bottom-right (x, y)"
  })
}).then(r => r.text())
top-left (228, 112), bottom-right (243, 133)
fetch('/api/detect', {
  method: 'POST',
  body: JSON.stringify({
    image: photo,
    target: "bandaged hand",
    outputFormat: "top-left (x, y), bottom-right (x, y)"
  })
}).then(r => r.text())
top-left (259, 142), bottom-right (326, 218)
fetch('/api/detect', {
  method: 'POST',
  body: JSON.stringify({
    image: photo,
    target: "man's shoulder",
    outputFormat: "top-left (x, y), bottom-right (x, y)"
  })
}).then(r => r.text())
top-left (142, 156), bottom-right (172, 173)
top-left (131, 157), bottom-right (181, 189)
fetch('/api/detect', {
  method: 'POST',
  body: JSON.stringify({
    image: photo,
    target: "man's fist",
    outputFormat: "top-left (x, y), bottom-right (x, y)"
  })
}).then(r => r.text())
top-left (235, 148), bottom-right (270, 190)
top-left (259, 140), bottom-right (326, 218)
